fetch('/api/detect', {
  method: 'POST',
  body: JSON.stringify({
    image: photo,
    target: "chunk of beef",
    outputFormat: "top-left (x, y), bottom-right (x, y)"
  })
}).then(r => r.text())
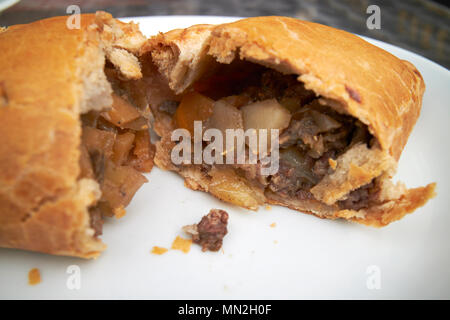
top-left (184, 209), bottom-right (229, 252)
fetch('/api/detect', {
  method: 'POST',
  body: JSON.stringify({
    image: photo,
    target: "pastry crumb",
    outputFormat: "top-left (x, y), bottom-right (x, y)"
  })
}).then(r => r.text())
top-left (151, 246), bottom-right (168, 255)
top-left (114, 206), bottom-right (127, 219)
top-left (328, 158), bottom-right (337, 170)
top-left (28, 268), bottom-right (41, 286)
top-left (183, 209), bottom-right (229, 252)
top-left (171, 236), bottom-right (192, 253)
top-left (265, 205), bottom-right (272, 210)
top-left (270, 222), bottom-right (276, 228)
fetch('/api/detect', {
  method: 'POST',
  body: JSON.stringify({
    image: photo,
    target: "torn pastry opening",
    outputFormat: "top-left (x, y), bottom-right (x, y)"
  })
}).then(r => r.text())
top-left (77, 14), bottom-right (155, 237)
top-left (150, 57), bottom-right (425, 222)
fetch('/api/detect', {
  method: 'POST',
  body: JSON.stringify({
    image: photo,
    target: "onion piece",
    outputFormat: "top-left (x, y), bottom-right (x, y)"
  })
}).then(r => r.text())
top-left (221, 95), bottom-right (252, 108)
top-left (208, 167), bottom-right (264, 210)
top-left (279, 97), bottom-right (301, 113)
top-left (279, 147), bottom-right (318, 185)
top-left (121, 116), bottom-right (148, 131)
top-left (101, 94), bottom-right (141, 128)
top-left (82, 126), bottom-right (115, 158)
top-left (309, 110), bottom-right (341, 133)
top-left (100, 159), bottom-right (148, 211)
top-left (112, 132), bottom-right (135, 166)
top-left (127, 130), bottom-right (155, 173)
top-left (79, 144), bottom-right (95, 179)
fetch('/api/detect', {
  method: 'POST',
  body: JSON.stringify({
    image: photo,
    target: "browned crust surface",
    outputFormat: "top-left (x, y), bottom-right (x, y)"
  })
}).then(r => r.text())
top-left (0, 13), bottom-right (145, 258)
top-left (349, 183), bottom-right (436, 227)
top-left (267, 183), bottom-right (436, 227)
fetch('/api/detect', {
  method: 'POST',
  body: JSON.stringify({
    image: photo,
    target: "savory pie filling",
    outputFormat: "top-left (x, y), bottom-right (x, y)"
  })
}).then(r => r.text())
top-left (79, 63), bottom-right (155, 236)
top-left (163, 61), bottom-right (379, 211)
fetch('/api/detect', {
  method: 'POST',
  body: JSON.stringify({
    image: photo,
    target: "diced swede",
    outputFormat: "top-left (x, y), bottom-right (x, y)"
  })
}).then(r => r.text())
top-left (174, 91), bottom-right (214, 134)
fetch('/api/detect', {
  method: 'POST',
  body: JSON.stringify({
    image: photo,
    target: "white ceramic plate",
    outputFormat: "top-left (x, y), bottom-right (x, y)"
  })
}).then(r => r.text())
top-left (1, 16), bottom-right (449, 300)
top-left (0, 0), bottom-right (19, 12)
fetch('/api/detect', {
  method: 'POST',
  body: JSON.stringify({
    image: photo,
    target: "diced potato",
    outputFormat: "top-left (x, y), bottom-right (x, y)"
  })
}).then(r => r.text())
top-left (242, 99), bottom-right (292, 132)
top-left (208, 167), bottom-right (264, 210)
top-left (82, 126), bottom-right (115, 158)
top-left (205, 100), bottom-right (244, 154)
top-left (207, 100), bottom-right (244, 133)
top-left (174, 91), bottom-right (214, 134)
top-left (101, 93), bottom-right (141, 127)
top-left (112, 131), bottom-right (135, 165)
top-left (241, 99), bottom-right (291, 151)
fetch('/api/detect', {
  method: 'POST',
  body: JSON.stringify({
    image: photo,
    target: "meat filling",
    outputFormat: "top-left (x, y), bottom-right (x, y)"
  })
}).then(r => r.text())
top-left (169, 64), bottom-right (376, 211)
top-left (80, 65), bottom-right (155, 236)
top-left (183, 209), bottom-right (229, 252)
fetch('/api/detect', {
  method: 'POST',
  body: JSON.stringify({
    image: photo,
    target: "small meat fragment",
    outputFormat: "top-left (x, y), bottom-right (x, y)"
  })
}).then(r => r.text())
top-left (151, 246), bottom-right (168, 255)
top-left (183, 209), bottom-right (229, 252)
top-left (28, 268), bottom-right (41, 286)
top-left (171, 236), bottom-right (192, 254)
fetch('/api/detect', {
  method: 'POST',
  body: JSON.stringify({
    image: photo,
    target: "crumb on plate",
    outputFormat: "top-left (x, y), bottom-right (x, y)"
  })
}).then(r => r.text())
top-left (28, 268), bottom-right (41, 286)
top-left (171, 236), bottom-right (192, 253)
top-left (151, 246), bottom-right (168, 255)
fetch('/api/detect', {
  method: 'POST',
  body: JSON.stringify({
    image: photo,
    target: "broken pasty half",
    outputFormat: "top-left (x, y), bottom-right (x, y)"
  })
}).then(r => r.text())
top-left (0, 12), bottom-right (154, 258)
top-left (141, 16), bottom-right (435, 227)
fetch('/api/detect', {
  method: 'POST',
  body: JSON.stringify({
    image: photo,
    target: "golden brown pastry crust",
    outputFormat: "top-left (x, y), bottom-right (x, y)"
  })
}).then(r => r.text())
top-left (143, 17), bottom-right (425, 161)
top-left (0, 13), bottom-right (145, 258)
top-left (143, 16), bottom-right (435, 226)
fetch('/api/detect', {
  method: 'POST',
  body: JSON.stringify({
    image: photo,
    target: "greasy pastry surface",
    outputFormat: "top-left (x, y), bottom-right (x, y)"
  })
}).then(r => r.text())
top-left (142, 16), bottom-right (435, 227)
top-left (0, 13), bottom-right (148, 258)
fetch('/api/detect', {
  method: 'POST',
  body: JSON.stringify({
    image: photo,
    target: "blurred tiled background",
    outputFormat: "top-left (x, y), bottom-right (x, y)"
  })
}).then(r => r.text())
top-left (0, 0), bottom-right (448, 68)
